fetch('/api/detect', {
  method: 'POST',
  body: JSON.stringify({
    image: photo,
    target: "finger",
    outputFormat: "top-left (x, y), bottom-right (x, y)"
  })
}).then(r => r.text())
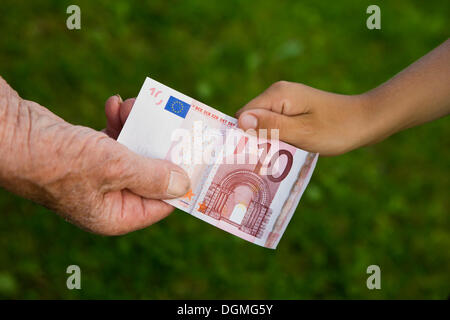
top-left (100, 190), bottom-right (174, 235)
top-left (120, 196), bottom-right (174, 232)
top-left (238, 109), bottom-right (305, 146)
top-left (107, 145), bottom-right (191, 199)
top-left (104, 95), bottom-right (123, 139)
top-left (119, 98), bottom-right (136, 126)
top-left (235, 87), bottom-right (276, 118)
top-left (235, 81), bottom-right (308, 118)
top-left (129, 156), bottom-right (191, 199)
top-left (118, 191), bottom-right (175, 233)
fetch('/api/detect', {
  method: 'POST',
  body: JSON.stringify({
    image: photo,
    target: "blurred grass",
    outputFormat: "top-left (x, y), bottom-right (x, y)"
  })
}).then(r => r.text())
top-left (0, 0), bottom-right (449, 299)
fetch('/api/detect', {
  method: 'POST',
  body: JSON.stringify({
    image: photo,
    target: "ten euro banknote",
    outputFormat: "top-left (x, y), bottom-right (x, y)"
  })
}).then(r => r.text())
top-left (118, 77), bottom-right (318, 249)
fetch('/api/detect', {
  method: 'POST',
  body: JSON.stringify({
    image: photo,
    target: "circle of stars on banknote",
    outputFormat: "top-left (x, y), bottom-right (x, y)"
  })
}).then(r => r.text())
top-left (170, 100), bottom-right (185, 114)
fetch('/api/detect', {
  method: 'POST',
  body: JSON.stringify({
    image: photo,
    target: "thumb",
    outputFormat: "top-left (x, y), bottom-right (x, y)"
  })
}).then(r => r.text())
top-left (238, 109), bottom-right (303, 146)
top-left (108, 145), bottom-right (191, 199)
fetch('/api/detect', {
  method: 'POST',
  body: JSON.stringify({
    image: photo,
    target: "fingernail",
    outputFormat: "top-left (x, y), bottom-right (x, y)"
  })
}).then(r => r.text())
top-left (115, 94), bottom-right (123, 103)
top-left (240, 113), bottom-right (258, 129)
top-left (167, 171), bottom-right (190, 197)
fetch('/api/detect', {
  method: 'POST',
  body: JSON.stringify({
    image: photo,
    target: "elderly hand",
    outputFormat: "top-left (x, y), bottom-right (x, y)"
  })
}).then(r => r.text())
top-left (0, 77), bottom-right (190, 235)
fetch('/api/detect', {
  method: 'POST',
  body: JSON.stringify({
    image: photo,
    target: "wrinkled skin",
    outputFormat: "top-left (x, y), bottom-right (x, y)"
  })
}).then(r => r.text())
top-left (0, 77), bottom-right (190, 235)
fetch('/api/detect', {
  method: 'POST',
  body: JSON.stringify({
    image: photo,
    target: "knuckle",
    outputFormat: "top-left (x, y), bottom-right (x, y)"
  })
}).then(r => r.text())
top-left (94, 143), bottom-right (127, 178)
top-left (104, 153), bottom-right (128, 179)
top-left (81, 136), bottom-right (130, 190)
top-left (270, 80), bottom-right (291, 91)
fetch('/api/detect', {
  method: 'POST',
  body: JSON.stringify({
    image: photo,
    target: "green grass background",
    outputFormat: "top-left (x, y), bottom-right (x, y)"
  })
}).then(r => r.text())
top-left (0, 0), bottom-right (448, 299)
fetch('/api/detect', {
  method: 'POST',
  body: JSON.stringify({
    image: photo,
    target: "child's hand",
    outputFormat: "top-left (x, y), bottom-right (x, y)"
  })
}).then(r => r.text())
top-left (236, 40), bottom-right (450, 156)
top-left (236, 81), bottom-right (371, 156)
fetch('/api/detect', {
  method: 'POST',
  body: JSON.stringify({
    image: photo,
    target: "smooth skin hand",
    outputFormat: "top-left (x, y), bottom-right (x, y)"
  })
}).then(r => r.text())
top-left (237, 40), bottom-right (450, 156)
top-left (0, 78), bottom-right (190, 235)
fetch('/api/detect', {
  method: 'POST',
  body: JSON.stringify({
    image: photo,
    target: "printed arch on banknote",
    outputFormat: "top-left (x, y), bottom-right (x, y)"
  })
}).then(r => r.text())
top-left (200, 168), bottom-right (273, 239)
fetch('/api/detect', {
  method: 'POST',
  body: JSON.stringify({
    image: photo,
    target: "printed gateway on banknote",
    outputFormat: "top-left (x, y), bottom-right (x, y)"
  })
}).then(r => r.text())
top-left (118, 77), bottom-right (318, 249)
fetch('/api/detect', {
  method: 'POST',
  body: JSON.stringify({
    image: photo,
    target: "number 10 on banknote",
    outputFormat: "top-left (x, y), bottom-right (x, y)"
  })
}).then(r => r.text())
top-left (118, 77), bottom-right (318, 249)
